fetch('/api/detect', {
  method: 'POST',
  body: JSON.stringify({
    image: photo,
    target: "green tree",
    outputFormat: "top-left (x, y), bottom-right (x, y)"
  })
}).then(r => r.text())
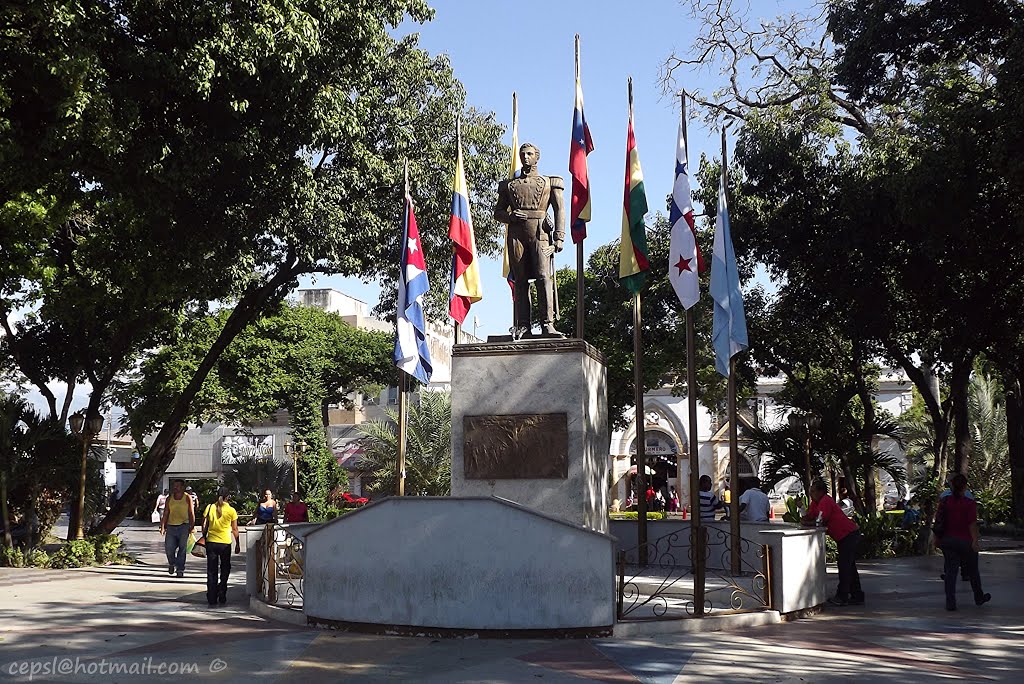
top-left (115, 302), bottom-right (394, 519)
top-left (356, 391), bottom-right (452, 496)
top-left (0, 1), bottom-right (507, 533)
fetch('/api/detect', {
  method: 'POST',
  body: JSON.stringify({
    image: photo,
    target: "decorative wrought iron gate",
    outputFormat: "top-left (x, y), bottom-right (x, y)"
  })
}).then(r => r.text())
top-left (617, 524), bottom-right (772, 621)
top-left (255, 523), bottom-right (305, 609)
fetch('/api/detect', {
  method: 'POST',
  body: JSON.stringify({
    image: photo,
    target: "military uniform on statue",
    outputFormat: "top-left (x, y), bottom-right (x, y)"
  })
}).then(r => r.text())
top-left (494, 143), bottom-right (566, 339)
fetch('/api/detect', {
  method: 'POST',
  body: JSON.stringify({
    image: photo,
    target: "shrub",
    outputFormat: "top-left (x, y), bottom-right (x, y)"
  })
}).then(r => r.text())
top-left (854, 512), bottom-right (919, 558)
top-left (91, 534), bottom-right (123, 564)
top-left (609, 512), bottom-right (666, 520)
top-left (25, 548), bottom-right (50, 567)
top-left (50, 539), bottom-right (97, 569)
top-left (1, 546), bottom-right (25, 568)
top-left (318, 506), bottom-right (351, 522)
top-left (975, 489), bottom-right (1011, 525)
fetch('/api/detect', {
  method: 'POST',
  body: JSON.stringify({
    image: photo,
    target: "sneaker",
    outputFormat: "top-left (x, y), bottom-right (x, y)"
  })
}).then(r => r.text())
top-left (827, 596), bottom-right (849, 607)
top-left (208, 603), bottom-right (217, 608)
top-left (975, 593), bottom-right (991, 606)
top-left (848, 594), bottom-right (865, 605)
top-left (176, 572), bottom-right (184, 578)
top-left (168, 565), bottom-right (175, 576)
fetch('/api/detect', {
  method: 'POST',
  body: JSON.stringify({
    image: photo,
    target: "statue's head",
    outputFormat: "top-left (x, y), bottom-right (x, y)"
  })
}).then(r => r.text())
top-left (519, 143), bottom-right (540, 167)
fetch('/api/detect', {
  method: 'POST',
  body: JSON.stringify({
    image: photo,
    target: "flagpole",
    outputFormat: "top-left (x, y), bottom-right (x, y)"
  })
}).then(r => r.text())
top-left (722, 127), bottom-right (741, 575)
top-left (574, 34), bottom-right (585, 340)
top-left (682, 92), bottom-right (705, 615)
top-left (627, 76), bottom-right (648, 567)
top-left (398, 159), bottom-right (411, 497)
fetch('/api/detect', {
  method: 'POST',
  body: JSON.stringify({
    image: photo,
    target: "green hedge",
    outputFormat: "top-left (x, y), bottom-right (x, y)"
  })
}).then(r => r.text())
top-left (610, 512), bottom-right (666, 521)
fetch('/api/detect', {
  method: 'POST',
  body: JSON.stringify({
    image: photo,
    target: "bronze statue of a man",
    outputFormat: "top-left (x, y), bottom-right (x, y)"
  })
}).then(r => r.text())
top-left (494, 143), bottom-right (565, 339)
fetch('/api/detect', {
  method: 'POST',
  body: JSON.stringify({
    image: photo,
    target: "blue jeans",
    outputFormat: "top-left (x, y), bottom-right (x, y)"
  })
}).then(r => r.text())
top-left (165, 523), bottom-right (190, 574)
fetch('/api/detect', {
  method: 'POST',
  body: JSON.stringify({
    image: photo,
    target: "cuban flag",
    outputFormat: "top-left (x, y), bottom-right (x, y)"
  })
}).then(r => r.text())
top-left (710, 153), bottom-right (748, 377)
top-left (668, 116), bottom-right (705, 310)
top-left (569, 70), bottom-right (594, 244)
top-left (394, 192), bottom-right (432, 384)
top-left (448, 127), bottom-right (482, 324)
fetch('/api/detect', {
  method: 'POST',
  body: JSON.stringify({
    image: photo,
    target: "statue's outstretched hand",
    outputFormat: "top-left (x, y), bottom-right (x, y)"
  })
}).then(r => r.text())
top-left (541, 245), bottom-right (556, 258)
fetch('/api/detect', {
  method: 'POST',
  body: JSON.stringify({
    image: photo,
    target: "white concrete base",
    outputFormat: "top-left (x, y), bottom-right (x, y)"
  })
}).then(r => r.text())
top-left (614, 610), bottom-right (782, 637)
top-left (249, 596), bottom-right (308, 626)
top-left (302, 497), bottom-right (615, 632)
top-left (450, 340), bottom-right (609, 533)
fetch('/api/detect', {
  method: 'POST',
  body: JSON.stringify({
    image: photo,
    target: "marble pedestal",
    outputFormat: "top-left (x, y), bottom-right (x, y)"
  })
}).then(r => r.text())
top-left (450, 339), bottom-right (609, 533)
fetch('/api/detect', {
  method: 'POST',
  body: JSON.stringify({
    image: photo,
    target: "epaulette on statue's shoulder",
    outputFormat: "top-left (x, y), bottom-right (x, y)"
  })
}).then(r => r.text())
top-left (547, 175), bottom-right (565, 190)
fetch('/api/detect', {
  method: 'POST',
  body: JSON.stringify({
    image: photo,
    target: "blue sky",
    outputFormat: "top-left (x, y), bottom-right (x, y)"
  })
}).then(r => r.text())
top-left (301, 0), bottom-right (804, 338)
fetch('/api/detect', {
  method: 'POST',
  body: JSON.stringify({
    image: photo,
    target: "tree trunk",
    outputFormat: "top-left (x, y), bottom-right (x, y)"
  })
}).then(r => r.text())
top-left (1, 471), bottom-right (12, 549)
top-left (1005, 373), bottom-right (1024, 523)
top-left (950, 361), bottom-right (972, 476)
top-left (95, 263), bottom-right (300, 534)
top-left (863, 464), bottom-right (877, 513)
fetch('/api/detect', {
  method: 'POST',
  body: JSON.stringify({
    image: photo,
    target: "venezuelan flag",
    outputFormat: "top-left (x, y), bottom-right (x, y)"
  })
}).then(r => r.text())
top-left (619, 87), bottom-right (649, 293)
top-left (448, 126), bottom-right (482, 324)
top-left (569, 64), bottom-right (594, 244)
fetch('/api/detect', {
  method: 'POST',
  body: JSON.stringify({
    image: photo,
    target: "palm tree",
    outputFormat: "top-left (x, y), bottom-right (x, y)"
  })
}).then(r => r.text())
top-left (967, 373), bottom-right (1009, 497)
top-left (222, 455), bottom-right (295, 505)
top-left (0, 394), bottom-right (63, 547)
top-left (357, 391), bottom-right (451, 496)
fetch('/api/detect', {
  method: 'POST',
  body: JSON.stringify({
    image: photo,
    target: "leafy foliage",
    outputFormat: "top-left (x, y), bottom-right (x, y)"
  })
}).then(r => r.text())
top-left (356, 391), bottom-right (452, 496)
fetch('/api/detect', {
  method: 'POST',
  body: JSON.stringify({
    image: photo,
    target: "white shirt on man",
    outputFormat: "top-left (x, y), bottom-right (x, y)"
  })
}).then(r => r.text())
top-left (739, 487), bottom-right (772, 522)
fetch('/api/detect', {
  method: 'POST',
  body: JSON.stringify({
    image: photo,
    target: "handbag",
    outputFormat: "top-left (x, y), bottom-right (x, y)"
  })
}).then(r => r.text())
top-left (191, 535), bottom-right (206, 558)
top-left (150, 510), bottom-right (161, 524)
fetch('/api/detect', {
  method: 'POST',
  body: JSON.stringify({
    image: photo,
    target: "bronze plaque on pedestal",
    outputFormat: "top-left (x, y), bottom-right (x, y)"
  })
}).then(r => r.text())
top-left (463, 413), bottom-right (568, 479)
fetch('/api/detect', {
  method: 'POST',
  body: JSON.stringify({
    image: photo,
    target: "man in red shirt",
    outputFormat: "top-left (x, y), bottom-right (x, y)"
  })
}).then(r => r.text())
top-left (802, 480), bottom-right (864, 606)
top-left (283, 492), bottom-right (309, 524)
top-left (935, 473), bottom-right (991, 611)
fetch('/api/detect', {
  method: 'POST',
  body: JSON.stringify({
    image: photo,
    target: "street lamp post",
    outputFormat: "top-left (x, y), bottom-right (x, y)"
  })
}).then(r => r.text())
top-left (69, 409), bottom-right (104, 540)
top-left (284, 439), bottom-right (308, 495)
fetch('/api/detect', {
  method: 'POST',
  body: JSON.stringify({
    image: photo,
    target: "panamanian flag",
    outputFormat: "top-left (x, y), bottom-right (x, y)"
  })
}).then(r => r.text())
top-left (394, 191), bottom-right (433, 384)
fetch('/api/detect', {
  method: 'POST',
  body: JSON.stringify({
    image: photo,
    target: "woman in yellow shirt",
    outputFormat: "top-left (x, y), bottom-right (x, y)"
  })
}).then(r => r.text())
top-left (202, 487), bottom-right (240, 608)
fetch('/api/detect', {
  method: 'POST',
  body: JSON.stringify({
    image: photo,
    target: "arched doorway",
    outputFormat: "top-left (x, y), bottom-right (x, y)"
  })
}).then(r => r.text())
top-left (627, 430), bottom-right (679, 510)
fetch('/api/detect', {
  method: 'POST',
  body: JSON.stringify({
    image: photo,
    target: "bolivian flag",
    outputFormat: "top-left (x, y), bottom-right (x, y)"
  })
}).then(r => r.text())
top-left (448, 125), bottom-right (482, 324)
top-left (619, 91), bottom-right (649, 293)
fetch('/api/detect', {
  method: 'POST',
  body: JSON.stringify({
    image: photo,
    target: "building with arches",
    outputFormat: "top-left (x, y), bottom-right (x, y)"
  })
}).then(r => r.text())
top-left (608, 370), bottom-right (913, 512)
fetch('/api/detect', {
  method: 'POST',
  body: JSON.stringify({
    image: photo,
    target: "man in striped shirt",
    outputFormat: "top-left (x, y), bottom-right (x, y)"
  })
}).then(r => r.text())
top-left (699, 475), bottom-right (725, 521)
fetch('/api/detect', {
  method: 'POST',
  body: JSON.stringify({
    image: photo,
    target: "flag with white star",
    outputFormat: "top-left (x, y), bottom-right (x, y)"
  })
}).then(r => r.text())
top-left (668, 115), bottom-right (705, 309)
top-left (394, 191), bottom-right (432, 384)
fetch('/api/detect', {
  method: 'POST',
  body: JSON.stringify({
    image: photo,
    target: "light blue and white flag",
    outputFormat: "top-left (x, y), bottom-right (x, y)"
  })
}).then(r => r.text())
top-left (710, 157), bottom-right (747, 377)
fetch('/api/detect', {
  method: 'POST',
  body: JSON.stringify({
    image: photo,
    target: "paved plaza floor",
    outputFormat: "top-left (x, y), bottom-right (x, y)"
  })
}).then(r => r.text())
top-left (0, 524), bottom-right (1021, 683)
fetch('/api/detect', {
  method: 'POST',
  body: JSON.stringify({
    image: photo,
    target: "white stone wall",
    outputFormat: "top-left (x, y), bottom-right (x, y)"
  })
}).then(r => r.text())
top-left (450, 342), bottom-right (610, 533)
top-left (302, 497), bottom-right (615, 631)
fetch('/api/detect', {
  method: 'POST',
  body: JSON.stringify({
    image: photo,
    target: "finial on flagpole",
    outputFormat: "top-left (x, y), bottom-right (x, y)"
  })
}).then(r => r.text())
top-left (575, 34), bottom-right (581, 81)
top-left (628, 76), bottom-right (633, 111)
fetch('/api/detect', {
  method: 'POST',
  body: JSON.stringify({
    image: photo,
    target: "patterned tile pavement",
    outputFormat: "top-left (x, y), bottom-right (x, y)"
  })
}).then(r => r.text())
top-left (0, 526), bottom-right (1020, 683)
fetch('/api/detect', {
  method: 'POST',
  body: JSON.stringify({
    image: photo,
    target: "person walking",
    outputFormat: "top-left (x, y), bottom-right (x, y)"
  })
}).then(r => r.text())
top-left (160, 479), bottom-right (195, 578)
top-left (202, 486), bottom-right (240, 608)
top-left (283, 492), bottom-right (308, 524)
top-left (803, 479), bottom-right (864, 606)
top-left (935, 473), bottom-right (991, 611)
top-left (252, 489), bottom-right (277, 525)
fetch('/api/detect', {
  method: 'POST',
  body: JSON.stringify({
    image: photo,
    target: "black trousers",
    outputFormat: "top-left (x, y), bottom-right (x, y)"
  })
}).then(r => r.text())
top-left (206, 541), bottom-right (232, 605)
top-left (836, 530), bottom-right (863, 600)
top-left (939, 537), bottom-right (985, 604)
